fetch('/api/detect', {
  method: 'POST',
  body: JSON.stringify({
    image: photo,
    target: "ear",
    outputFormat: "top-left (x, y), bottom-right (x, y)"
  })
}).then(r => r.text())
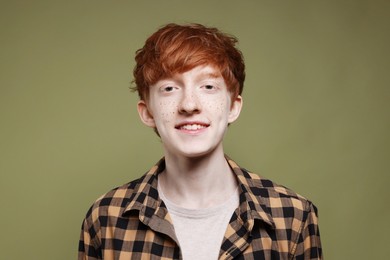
top-left (137, 100), bottom-right (156, 128)
top-left (228, 95), bottom-right (243, 123)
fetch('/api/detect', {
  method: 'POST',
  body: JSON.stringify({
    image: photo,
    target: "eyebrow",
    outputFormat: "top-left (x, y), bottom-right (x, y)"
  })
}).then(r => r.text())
top-left (159, 69), bottom-right (223, 84)
top-left (195, 71), bottom-right (223, 81)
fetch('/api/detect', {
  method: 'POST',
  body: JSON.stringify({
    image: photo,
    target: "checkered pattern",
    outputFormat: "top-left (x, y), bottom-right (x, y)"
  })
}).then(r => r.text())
top-left (79, 157), bottom-right (322, 259)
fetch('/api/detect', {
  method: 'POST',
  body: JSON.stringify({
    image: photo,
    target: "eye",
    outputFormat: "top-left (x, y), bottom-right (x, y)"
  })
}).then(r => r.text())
top-left (161, 86), bottom-right (175, 92)
top-left (204, 84), bottom-right (215, 90)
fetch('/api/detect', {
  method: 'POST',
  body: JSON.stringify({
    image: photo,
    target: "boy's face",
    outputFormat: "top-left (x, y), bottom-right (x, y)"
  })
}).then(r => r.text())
top-left (137, 65), bottom-right (242, 159)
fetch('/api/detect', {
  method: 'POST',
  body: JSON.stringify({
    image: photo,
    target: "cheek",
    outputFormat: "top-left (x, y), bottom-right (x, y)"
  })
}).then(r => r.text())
top-left (156, 100), bottom-right (178, 122)
top-left (205, 97), bottom-right (230, 115)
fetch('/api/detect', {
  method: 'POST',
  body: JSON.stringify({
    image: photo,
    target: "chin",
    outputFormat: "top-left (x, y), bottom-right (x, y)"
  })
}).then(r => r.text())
top-left (182, 151), bottom-right (210, 159)
top-left (176, 145), bottom-right (221, 159)
top-left (163, 139), bottom-right (223, 159)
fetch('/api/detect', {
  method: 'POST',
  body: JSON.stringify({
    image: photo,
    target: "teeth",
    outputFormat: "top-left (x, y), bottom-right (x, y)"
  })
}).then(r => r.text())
top-left (180, 124), bottom-right (206, 130)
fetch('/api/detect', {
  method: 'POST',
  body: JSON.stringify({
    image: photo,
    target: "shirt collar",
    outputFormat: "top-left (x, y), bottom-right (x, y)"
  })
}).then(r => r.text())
top-left (122, 158), bottom-right (166, 221)
top-left (122, 156), bottom-right (275, 228)
top-left (226, 156), bottom-right (275, 229)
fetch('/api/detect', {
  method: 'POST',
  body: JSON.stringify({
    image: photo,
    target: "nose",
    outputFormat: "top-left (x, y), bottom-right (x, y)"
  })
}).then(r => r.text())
top-left (178, 89), bottom-right (200, 114)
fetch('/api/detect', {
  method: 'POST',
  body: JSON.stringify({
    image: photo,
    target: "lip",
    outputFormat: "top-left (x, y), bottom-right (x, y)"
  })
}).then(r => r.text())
top-left (175, 121), bottom-right (210, 133)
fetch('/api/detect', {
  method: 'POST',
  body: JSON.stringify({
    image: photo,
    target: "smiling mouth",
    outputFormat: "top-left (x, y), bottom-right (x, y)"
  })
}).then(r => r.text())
top-left (175, 123), bottom-right (209, 131)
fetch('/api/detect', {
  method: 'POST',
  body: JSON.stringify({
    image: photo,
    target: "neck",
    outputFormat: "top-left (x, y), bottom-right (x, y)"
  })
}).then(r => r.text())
top-left (159, 149), bottom-right (238, 209)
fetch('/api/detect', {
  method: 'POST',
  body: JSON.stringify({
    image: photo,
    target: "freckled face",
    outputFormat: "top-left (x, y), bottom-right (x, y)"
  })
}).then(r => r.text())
top-left (137, 65), bottom-right (242, 159)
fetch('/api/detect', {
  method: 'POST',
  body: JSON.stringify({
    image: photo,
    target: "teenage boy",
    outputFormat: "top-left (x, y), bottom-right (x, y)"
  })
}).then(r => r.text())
top-left (79, 23), bottom-right (322, 259)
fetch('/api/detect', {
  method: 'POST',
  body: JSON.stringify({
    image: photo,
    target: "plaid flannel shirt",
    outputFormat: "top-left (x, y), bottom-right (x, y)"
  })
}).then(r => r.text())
top-left (79, 157), bottom-right (322, 259)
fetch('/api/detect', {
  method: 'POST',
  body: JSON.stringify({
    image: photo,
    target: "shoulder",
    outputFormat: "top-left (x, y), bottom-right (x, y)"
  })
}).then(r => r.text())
top-left (240, 169), bottom-right (322, 257)
top-left (83, 175), bottom-right (145, 221)
top-left (242, 168), bottom-right (318, 217)
top-left (83, 158), bottom-right (164, 224)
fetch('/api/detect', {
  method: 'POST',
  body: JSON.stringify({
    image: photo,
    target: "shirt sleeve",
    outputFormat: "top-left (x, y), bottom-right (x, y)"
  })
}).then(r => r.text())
top-left (292, 202), bottom-right (323, 259)
top-left (78, 213), bottom-right (102, 260)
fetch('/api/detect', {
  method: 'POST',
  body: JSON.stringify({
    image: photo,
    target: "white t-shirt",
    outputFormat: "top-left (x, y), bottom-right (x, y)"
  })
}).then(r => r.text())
top-left (158, 184), bottom-right (239, 260)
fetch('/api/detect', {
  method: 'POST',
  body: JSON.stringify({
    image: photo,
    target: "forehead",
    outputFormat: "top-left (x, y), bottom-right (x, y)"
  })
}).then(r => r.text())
top-left (159, 65), bottom-right (224, 84)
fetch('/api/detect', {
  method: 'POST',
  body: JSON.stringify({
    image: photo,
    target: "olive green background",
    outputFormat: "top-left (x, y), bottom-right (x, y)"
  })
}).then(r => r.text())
top-left (1, 0), bottom-right (389, 259)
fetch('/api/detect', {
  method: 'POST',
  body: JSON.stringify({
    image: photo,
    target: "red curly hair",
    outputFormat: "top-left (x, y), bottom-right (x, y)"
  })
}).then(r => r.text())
top-left (132, 23), bottom-right (245, 100)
